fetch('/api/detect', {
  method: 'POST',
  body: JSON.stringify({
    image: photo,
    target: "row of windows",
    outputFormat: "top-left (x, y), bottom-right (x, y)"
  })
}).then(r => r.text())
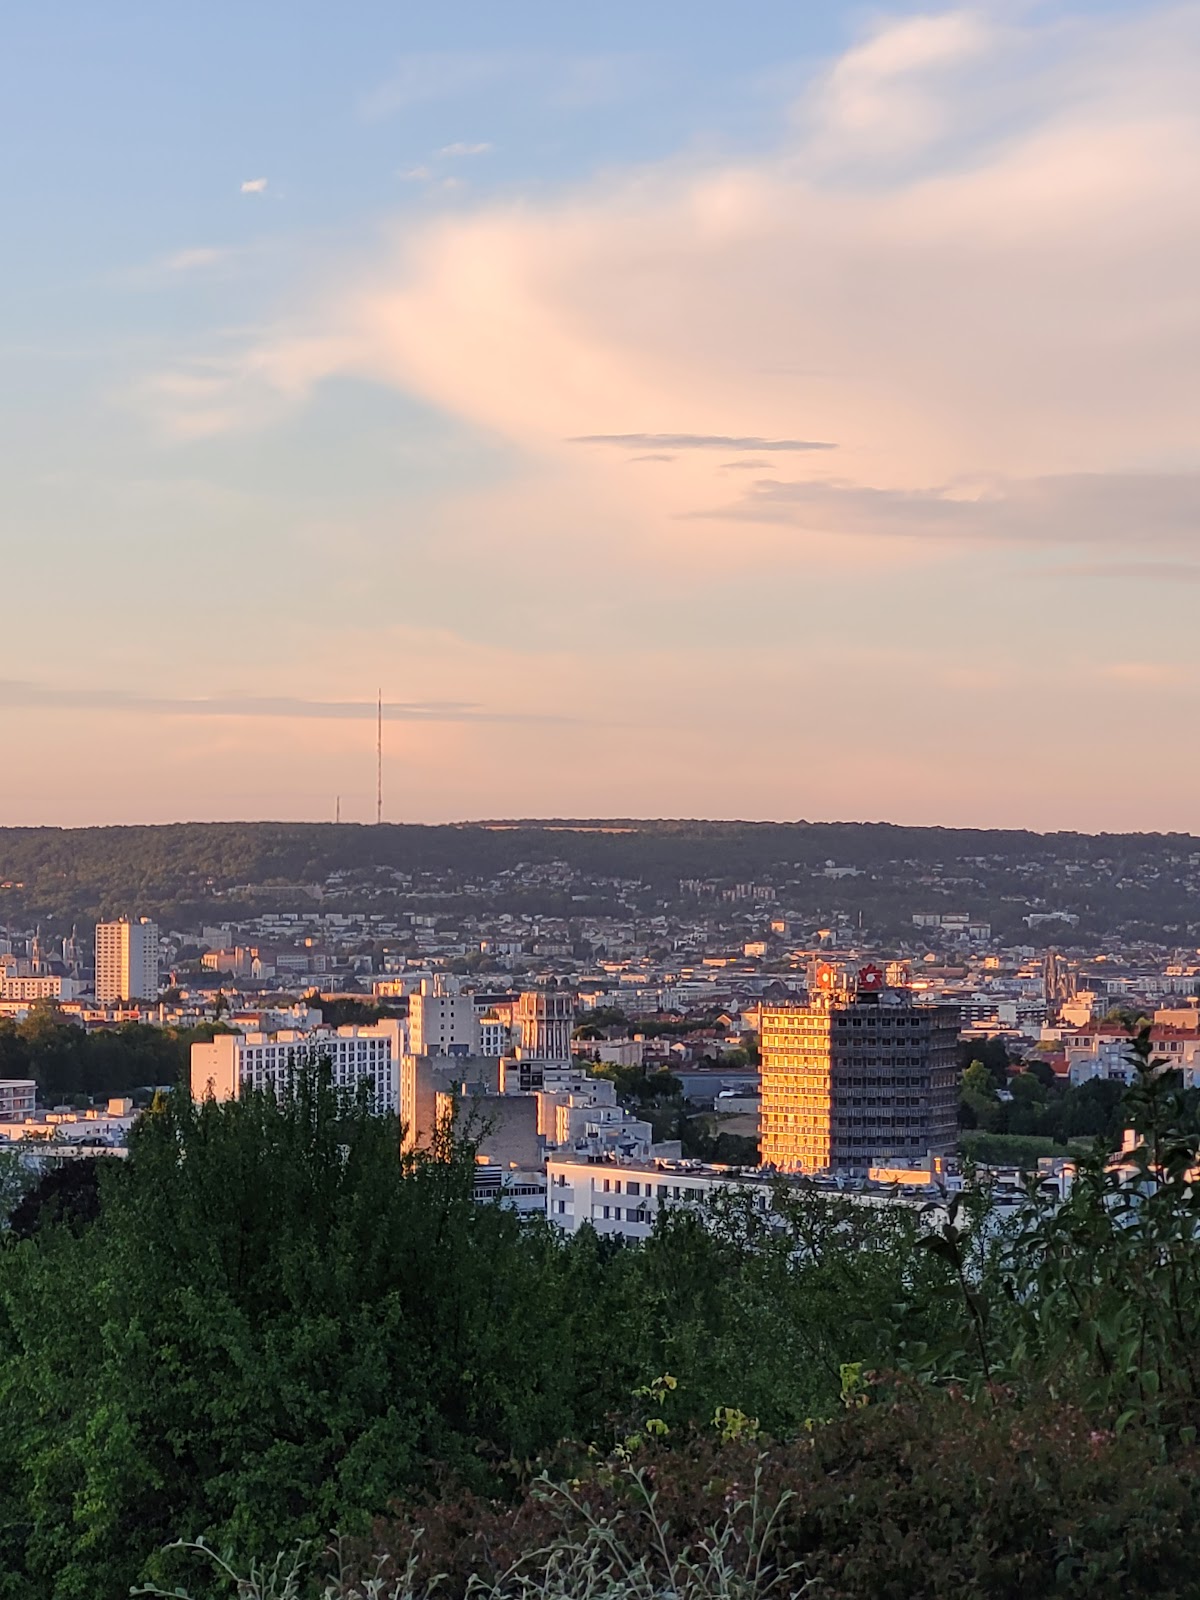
top-left (564, 1175), bottom-right (716, 1204)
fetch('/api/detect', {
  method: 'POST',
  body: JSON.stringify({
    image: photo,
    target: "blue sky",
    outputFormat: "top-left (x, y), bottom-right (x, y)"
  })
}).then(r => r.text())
top-left (3, 1), bottom-right (1198, 829)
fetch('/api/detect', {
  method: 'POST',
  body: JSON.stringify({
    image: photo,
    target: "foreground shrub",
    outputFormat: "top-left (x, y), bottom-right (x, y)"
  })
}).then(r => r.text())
top-left (355, 1386), bottom-right (1200, 1600)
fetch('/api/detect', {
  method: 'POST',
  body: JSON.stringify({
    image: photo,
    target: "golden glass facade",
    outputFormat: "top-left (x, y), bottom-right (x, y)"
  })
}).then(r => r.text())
top-left (759, 1002), bottom-right (835, 1172)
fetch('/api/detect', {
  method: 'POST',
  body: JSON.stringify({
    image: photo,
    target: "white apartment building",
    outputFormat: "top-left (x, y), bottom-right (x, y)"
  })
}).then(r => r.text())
top-left (476, 1009), bottom-right (511, 1057)
top-left (472, 1161), bottom-right (547, 1215)
top-left (95, 918), bottom-right (159, 1003)
top-left (536, 1072), bottom-right (658, 1160)
top-left (409, 983), bottom-right (479, 1056)
top-left (0, 974), bottom-right (77, 1002)
top-left (191, 1023), bottom-right (400, 1113)
top-left (547, 1156), bottom-right (772, 1240)
top-left (1065, 1025), bottom-right (1200, 1086)
top-left (0, 1081), bottom-right (37, 1119)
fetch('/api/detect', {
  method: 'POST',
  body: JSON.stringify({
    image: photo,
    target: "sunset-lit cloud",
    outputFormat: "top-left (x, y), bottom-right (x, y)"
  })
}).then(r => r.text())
top-left (152, 4), bottom-right (1200, 574)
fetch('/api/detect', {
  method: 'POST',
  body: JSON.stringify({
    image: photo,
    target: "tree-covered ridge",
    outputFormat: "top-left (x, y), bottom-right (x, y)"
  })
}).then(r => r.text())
top-left (1, 818), bottom-right (1199, 938)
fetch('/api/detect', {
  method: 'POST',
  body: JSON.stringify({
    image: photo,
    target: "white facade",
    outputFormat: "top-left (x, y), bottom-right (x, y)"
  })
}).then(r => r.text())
top-left (1066, 1027), bottom-right (1200, 1086)
top-left (472, 1162), bottom-right (547, 1215)
top-left (0, 1080), bottom-right (37, 1119)
top-left (191, 1023), bottom-right (400, 1113)
top-left (409, 986), bottom-right (479, 1056)
top-left (537, 1075), bottom-right (658, 1160)
top-left (0, 974), bottom-right (77, 1001)
top-left (547, 1156), bottom-right (772, 1239)
top-left (476, 1011), bottom-right (511, 1057)
top-left (95, 918), bottom-right (159, 1003)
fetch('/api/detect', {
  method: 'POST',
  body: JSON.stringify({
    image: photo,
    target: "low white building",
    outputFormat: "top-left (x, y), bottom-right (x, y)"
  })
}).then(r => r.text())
top-left (0, 974), bottom-right (78, 1002)
top-left (0, 1080), bottom-right (37, 1119)
top-left (546, 1155), bottom-right (773, 1240)
top-left (537, 1069), bottom-right (660, 1160)
top-left (472, 1161), bottom-right (547, 1215)
top-left (1064, 1024), bottom-right (1200, 1086)
top-left (0, 1100), bottom-right (136, 1148)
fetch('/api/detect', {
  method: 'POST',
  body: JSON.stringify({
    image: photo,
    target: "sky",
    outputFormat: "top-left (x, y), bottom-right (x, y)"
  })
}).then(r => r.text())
top-left (2, 0), bottom-right (1199, 832)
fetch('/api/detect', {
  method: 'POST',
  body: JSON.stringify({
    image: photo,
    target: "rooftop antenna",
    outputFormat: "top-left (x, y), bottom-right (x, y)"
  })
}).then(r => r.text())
top-left (335, 795), bottom-right (341, 825)
top-left (376, 689), bottom-right (383, 825)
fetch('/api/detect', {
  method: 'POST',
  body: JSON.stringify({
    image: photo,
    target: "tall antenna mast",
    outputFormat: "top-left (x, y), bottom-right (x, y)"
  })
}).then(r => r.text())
top-left (376, 689), bottom-right (383, 825)
top-left (335, 795), bottom-right (340, 825)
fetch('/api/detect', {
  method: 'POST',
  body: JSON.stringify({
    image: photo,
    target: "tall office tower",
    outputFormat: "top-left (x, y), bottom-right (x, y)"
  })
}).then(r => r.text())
top-left (759, 964), bottom-right (958, 1173)
top-left (517, 989), bottom-right (574, 1065)
top-left (95, 917), bottom-right (160, 1003)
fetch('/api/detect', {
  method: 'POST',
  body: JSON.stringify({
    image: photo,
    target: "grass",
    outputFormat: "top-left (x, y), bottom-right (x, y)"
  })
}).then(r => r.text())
top-left (132, 1466), bottom-right (807, 1600)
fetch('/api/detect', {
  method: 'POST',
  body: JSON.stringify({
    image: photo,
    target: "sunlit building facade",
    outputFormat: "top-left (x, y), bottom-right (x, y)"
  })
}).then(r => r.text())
top-left (95, 917), bottom-right (159, 1004)
top-left (760, 965), bottom-right (958, 1173)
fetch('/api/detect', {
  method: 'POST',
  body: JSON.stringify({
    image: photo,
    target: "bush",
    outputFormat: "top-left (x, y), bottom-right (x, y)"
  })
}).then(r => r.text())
top-left (354, 1387), bottom-right (1200, 1600)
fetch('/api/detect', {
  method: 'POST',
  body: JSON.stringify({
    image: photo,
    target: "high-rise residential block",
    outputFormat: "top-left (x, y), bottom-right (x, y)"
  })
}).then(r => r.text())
top-left (95, 917), bottom-right (160, 1003)
top-left (759, 965), bottom-right (958, 1173)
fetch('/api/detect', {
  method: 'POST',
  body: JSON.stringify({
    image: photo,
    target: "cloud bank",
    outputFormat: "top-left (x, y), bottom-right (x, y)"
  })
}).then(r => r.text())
top-left (154, 5), bottom-right (1200, 572)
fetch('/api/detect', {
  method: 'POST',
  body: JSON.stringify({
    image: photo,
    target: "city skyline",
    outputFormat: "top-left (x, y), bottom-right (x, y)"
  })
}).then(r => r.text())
top-left (4, 0), bottom-right (1199, 830)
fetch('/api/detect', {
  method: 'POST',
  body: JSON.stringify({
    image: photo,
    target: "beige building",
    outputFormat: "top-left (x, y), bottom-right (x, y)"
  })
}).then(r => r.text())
top-left (0, 974), bottom-right (76, 1002)
top-left (95, 917), bottom-right (159, 1003)
top-left (399, 1052), bottom-right (507, 1152)
top-left (409, 984), bottom-right (479, 1056)
top-left (517, 989), bottom-right (573, 1063)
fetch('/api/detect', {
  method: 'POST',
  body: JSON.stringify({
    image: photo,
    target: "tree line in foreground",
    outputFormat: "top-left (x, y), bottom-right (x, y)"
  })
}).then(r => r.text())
top-left (3, 1033), bottom-right (1200, 1597)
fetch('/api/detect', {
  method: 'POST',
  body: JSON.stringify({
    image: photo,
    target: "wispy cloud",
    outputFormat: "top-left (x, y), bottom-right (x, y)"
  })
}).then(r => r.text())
top-left (0, 680), bottom-right (562, 725)
top-left (163, 247), bottom-right (229, 272)
top-left (690, 472), bottom-right (1200, 547)
top-left (361, 51), bottom-right (644, 121)
top-left (439, 141), bottom-right (492, 157)
top-left (1048, 561), bottom-right (1200, 581)
top-left (570, 434), bottom-right (835, 452)
top-left (397, 165), bottom-right (433, 182)
top-left (360, 54), bottom-right (510, 119)
top-left (240, 177), bottom-right (268, 194)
